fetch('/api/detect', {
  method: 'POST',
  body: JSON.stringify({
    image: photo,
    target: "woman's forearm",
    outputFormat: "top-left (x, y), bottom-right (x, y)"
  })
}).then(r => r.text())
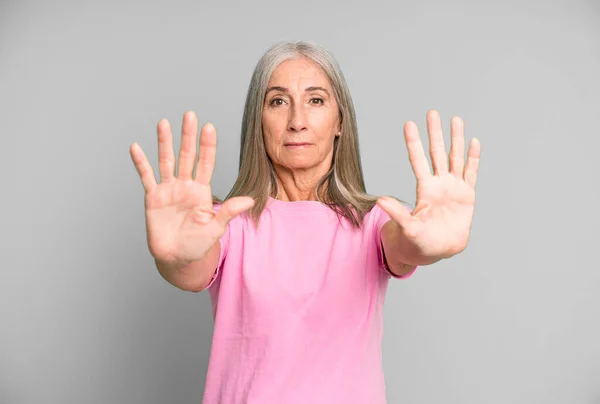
top-left (154, 243), bottom-right (221, 292)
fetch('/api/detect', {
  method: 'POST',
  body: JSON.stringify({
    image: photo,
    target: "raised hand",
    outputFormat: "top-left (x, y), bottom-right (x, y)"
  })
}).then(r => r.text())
top-left (129, 111), bottom-right (254, 265)
top-left (377, 110), bottom-right (481, 261)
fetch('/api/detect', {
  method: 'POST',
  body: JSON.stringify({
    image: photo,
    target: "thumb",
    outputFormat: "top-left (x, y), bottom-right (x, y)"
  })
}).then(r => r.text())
top-left (214, 196), bottom-right (255, 228)
top-left (376, 197), bottom-right (414, 229)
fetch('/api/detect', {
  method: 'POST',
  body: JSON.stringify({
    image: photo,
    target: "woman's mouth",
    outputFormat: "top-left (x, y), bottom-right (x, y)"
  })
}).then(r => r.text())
top-left (284, 142), bottom-right (312, 149)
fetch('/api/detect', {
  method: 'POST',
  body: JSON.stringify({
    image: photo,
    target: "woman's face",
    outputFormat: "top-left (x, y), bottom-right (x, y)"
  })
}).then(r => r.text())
top-left (262, 57), bottom-right (341, 175)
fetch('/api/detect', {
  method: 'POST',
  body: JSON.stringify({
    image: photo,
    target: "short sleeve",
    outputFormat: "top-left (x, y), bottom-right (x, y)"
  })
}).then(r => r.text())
top-left (374, 204), bottom-right (418, 280)
top-left (200, 203), bottom-right (231, 291)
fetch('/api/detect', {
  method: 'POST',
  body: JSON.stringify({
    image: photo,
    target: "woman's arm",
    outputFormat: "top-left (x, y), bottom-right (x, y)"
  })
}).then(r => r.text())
top-left (376, 111), bottom-right (480, 276)
top-left (155, 242), bottom-right (221, 292)
top-left (380, 219), bottom-right (441, 276)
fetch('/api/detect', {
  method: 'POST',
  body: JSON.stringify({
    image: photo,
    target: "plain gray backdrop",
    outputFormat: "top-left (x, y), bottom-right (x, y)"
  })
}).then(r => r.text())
top-left (2, 0), bottom-right (599, 403)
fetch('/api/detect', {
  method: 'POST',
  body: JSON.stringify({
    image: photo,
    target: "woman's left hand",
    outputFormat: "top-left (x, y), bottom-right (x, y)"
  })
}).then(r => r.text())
top-left (377, 110), bottom-right (481, 262)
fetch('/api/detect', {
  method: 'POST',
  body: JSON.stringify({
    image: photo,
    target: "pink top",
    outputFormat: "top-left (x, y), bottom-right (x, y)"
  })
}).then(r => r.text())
top-left (201, 197), bottom-right (417, 404)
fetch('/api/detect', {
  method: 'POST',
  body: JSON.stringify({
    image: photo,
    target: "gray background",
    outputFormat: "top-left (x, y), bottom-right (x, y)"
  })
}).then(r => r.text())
top-left (2, 0), bottom-right (599, 403)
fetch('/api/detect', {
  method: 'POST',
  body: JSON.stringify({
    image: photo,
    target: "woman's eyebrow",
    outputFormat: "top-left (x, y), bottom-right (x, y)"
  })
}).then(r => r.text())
top-left (305, 86), bottom-right (330, 96)
top-left (266, 86), bottom-right (288, 94)
top-left (265, 86), bottom-right (330, 96)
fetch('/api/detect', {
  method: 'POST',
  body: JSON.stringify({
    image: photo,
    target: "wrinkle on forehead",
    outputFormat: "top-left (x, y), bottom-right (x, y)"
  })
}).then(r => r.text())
top-left (268, 58), bottom-right (332, 93)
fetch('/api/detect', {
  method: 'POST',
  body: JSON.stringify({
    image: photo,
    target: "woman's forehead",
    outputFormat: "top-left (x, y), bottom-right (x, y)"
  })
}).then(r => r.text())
top-left (268, 58), bottom-right (331, 89)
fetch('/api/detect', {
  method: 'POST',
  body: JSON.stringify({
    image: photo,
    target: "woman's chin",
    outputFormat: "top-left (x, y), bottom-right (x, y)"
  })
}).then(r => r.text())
top-left (281, 160), bottom-right (320, 171)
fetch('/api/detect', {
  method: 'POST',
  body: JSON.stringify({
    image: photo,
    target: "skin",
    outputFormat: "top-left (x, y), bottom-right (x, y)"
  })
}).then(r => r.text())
top-left (261, 57), bottom-right (482, 275)
top-left (129, 57), bottom-right (481, 289)
top-left (377, 111), bottom-right (481, 272)
top-left (261, 58), bottom-right (341, 201)
top-left (129, 116), bottom-right (255, 292)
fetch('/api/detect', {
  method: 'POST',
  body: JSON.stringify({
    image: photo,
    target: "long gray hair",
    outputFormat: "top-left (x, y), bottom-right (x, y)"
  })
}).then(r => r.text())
top-left (222, 41), bottom-right (403, 228)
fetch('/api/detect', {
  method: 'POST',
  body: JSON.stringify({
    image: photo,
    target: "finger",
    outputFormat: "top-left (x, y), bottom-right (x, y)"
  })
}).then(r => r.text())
top-left (195, 122), bottom-right (217, 185)
top-left (377, 197), bottom-right (414, 230)
top-left (157, 118), bottom-right (175, 183)
top-left (426, 109), bottom-right (448, 174)
top-left (129, 143), bottom-right (157, 193)
top-left (449, 116), bottom-right (465, 177)
top-left (214, 196), bottom-right (255, 228)
top-left (177, 111), bottom-right (199, 181)
top-left (464, 138), bottom-right (481, 188)
top-left (404, 120), bottom-right (431, 181)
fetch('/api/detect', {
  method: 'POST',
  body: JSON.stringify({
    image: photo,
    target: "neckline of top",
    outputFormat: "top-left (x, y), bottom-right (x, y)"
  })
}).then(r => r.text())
top-left (266, 196), bottom-right (332, 214)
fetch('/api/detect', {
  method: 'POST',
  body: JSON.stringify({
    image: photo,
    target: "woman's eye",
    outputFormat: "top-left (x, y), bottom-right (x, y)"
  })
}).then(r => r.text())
top-left (269, 98), bottom-right (284, 106)
top-left (310, 98), bottom-right (324, 105)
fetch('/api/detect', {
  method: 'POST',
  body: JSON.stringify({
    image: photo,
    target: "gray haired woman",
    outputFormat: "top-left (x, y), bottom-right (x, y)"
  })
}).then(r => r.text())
top-left (130, 41), bottom-right (481, 404)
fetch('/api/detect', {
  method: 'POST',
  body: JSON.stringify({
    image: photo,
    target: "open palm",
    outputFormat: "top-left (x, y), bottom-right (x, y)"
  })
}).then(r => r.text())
top-left (377, 110), bottom-right (481, 260)
top-left (129, 111), bottom-right (253, 264)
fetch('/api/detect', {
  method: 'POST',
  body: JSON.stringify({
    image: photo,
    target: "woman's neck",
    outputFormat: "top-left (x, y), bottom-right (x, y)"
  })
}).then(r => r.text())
top-left (272, 166), bottom-right (330, 202)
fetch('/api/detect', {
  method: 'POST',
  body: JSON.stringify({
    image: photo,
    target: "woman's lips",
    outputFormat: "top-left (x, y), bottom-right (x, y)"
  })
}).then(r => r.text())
top-left (284, 142), bottom-right (312, 149)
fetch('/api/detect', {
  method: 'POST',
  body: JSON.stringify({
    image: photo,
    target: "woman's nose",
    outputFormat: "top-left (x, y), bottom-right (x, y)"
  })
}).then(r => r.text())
top-left (288, 103), bottom-right (307, 132)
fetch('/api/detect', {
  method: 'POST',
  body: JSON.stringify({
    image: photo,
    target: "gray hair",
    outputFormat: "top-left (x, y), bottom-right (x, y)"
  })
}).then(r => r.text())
top-left (222, 41), bottom-right (404, 228)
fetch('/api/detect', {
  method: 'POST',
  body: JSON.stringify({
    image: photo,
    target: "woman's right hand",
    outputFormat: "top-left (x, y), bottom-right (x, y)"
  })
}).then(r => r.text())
top-left (129, 111), bottom-right (254, 265)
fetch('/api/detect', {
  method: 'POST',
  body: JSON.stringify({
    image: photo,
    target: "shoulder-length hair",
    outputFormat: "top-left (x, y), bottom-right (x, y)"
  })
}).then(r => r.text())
top-left (221, 41), bottom-right (404, 228)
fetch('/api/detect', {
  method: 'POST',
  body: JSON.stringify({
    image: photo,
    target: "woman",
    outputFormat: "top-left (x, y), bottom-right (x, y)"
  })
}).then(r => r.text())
top-left (129, 41), bottom-right (480, 403)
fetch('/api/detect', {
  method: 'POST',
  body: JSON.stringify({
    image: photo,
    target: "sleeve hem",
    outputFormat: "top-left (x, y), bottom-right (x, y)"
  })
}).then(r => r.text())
top-left (383, 263), bottom-right (418, 279)
top-left (377, 211), bottom-right (418, 280)
top-left (199, 237), bottom-right (226, 291)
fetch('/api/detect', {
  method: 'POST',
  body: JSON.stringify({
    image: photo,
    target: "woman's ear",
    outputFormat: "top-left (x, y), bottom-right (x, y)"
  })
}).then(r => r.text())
top-left (335, 111), bottom-right (343, 136)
